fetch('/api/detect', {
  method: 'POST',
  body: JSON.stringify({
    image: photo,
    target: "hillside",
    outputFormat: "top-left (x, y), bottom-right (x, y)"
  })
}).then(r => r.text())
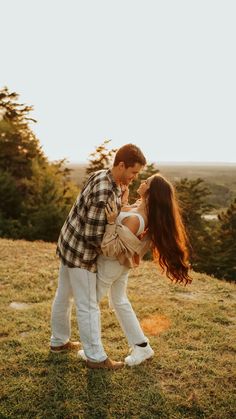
top-left (0, 238), bottom-right (236, 418)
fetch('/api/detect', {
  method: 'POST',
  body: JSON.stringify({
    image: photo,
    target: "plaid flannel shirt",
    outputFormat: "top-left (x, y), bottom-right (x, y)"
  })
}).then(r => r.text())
top-left (56, 169), bottom-right (121, 272)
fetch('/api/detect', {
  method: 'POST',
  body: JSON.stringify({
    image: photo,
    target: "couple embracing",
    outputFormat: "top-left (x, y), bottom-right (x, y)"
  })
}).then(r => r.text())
top-left (50, 144), bottom-right (191, 369)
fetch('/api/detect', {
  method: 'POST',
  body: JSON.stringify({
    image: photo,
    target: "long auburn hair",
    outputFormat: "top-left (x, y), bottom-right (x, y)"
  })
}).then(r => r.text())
top-left (145, 174), bottom-right (191, 285)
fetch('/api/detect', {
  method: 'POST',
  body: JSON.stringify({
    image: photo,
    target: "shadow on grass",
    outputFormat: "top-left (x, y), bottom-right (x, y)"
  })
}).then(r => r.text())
top-left (84, 369), bottom-right (112, 419)
top-left (3, 350), bottom-right (179, 418)
top-left (42, 352), bottom-right (78, 417)
top-left (39, 354), bottom-right (167, 418)
top-left (32, 352), bottom-right (112, 418)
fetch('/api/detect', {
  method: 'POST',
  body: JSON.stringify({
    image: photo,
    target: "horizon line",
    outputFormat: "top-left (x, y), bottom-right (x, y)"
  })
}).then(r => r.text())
top-left (67, 160), bottom-right (236, 166)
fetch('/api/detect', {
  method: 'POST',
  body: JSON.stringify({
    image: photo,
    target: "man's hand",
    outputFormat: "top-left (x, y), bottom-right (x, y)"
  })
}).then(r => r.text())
top-left (105, 201), bottom-right (118, 224)
top-left (133, 198), bottom-right (141, 206)
top-left (121, 185), bottom-right (129, 205)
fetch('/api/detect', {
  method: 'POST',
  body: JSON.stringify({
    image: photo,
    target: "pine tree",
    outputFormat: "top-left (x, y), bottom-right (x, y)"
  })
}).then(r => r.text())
top-left (0, 87), bottom-right (78, 241)
top-left (84, 139), bottom-right (117, 183)
top-left (21, 160), bottom-right (78, 242)
top-left (175, 177), bottom-right (213, 271)
top-left (215, 199), bottom-right (236, 281)
top-left (0, 170), bottom-right (23, 238)
top-left (0, 87), bottom-right (46, 180)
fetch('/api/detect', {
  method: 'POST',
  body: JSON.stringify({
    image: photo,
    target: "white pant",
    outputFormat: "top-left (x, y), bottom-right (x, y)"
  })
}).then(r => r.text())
top-left (50, 262), bottom-right (107, 362)
top-left (97, 255), bottom-right (147, 347)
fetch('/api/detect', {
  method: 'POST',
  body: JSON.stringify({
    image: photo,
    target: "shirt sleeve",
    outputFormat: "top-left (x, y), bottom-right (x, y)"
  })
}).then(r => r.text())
top-left (101, 223), bottom-right (152, 262)
top-left (82, 173), bottom-right (119, 248)
top-left (83, 199), bottom-right (107, 248)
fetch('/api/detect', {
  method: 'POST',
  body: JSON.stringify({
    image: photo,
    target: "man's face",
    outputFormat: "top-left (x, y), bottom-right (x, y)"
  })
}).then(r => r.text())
top-left (119, 162), bottom-right (143, 185)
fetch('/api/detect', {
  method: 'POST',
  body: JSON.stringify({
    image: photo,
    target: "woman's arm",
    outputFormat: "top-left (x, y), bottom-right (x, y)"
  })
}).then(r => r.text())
top-left (102, 203), bottom-right (147, 265)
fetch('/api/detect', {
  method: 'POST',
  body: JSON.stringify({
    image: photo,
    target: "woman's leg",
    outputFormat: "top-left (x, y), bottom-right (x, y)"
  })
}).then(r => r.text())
top-left (96, 257), bottom-right (153, 366)
top-left (96, 256), bottom-right (124, 303)
top-left (109, 270), bottom-right (147, 347)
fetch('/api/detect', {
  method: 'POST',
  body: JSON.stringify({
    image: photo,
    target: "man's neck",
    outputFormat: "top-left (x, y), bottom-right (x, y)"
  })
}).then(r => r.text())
top-left (111, 167), bottom-right (121, 185)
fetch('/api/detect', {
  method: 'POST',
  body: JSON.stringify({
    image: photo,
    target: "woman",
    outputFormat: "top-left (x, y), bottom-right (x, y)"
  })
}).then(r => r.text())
top-left (79, 174), bottom-right (191, 366)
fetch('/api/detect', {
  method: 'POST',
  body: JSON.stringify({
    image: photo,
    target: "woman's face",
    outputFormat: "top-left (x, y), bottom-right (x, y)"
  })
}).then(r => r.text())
top-left (137, 177), bottom-right (152, 197)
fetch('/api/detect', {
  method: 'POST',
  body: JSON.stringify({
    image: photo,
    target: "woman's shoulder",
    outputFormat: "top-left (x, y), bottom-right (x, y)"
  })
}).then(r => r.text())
top-left (121, 214), bottom-right (141, 235)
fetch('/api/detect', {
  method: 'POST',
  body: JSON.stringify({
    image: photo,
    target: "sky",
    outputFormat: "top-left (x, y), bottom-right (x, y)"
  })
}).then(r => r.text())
top-left (1, 0), bottom-right (236, 164)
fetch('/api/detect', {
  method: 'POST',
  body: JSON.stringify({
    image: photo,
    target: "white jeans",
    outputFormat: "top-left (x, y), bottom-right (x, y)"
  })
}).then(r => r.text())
top-left (97, 255), bottom-right (147, 347)
top-left (50, 262), bottom-right (107, 362)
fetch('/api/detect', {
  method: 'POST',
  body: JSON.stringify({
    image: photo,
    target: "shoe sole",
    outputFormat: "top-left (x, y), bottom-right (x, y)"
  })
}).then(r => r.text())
top-left (86, 360), bottom-right (125, 370)
top-left (50, 348), bottom-right (80, 353)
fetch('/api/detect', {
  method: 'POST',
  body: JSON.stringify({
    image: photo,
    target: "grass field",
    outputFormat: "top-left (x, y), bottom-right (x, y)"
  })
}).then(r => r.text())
top-left (0, 238), bottom-right (236, 418)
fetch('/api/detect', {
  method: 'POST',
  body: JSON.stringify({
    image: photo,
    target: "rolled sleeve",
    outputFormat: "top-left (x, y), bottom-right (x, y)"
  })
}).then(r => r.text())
top-left (101, 224), bottom-right (127, 257)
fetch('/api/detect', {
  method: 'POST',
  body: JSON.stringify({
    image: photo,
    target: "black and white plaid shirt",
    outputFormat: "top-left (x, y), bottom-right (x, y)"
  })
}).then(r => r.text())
top-left (57, 169), bottom-right (121, 272)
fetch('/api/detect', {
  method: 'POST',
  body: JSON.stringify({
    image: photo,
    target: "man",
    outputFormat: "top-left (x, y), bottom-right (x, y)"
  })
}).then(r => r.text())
top-left (50, 144), bottom-right (146, 369)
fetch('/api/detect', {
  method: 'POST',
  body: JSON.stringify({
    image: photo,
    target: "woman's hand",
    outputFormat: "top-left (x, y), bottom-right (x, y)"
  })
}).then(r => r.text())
top-left (105, 201), bottom-right (118, 224)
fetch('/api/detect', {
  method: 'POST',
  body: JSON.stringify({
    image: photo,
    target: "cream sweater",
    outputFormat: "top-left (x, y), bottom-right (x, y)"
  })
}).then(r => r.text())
top-left (101, 223), bottom-right (151, 268)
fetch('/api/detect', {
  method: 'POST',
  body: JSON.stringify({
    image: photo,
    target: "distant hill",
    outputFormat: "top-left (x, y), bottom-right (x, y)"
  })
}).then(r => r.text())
top-left (68, 162), bottom-right (236, 210)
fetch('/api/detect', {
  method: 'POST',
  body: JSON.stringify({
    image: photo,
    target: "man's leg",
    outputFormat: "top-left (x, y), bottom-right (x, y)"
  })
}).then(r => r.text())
top-left (68, 266), bottom-right (107, 363)
top-left (50, 263), bottom-right (74, 346)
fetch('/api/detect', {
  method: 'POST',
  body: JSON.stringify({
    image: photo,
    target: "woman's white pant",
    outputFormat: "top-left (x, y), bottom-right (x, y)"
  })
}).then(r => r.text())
top-left (97, 255), bottom-right (147, 347)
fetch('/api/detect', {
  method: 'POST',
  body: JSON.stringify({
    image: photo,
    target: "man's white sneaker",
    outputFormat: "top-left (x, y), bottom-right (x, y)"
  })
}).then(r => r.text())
top-left (125, 344), bottom-right (154, 366)
top-left (77, 349), bottom-right (87, 360)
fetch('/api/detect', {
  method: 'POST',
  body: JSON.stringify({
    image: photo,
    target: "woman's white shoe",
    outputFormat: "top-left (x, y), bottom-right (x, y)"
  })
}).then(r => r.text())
top-left (125, 344), bottom-right (154, 366)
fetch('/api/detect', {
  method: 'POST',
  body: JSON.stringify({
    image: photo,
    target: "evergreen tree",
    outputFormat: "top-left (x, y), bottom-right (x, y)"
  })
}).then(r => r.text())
top-left (0, 87), bottom-right (46, 180)
top-left (175, 177), bottom-right (213, 271)
top-left (0, 170), bottom-right (23, 238)
top-left (0, 87), bottom-right (78, 241)
top-left (84, 139), bottom-right (116, 183)
top-left (0, 170), bottom-right (22, 218)
top-left (21, 160), bottom-right (78, 242)
top-left (214, 199), bottom-right (236, 281)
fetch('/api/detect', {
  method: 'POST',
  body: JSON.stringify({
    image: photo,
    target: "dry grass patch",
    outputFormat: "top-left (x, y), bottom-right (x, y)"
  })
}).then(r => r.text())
top-left (141, 314), bottom-right (171, 336)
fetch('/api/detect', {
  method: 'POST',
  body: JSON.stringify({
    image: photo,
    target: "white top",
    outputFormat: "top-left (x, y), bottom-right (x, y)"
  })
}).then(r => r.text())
top-left (116, 211), bottom-right (145, 236)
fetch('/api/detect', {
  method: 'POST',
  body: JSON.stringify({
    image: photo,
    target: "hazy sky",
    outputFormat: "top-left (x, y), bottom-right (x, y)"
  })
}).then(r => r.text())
top-left (1, 0), bottom-right (236, 163)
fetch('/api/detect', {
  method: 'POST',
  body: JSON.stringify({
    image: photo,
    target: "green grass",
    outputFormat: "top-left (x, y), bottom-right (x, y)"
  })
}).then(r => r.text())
top-left (0, 238), bottom-right (236, 419)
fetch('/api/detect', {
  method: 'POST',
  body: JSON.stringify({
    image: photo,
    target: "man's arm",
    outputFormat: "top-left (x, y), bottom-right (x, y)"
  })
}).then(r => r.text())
top-left (83, 199), bottom-right (107, 248)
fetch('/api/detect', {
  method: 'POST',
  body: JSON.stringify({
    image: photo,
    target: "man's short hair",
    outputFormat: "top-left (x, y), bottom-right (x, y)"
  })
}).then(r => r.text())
top-left (113, 144), bottom-right (146, 168)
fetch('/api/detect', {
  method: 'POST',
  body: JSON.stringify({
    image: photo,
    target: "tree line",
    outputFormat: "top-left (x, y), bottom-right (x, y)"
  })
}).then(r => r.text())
top-left (0, 88), bottom-right (235, 281)
top-left (0, 87), bottom-right (78, 242)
